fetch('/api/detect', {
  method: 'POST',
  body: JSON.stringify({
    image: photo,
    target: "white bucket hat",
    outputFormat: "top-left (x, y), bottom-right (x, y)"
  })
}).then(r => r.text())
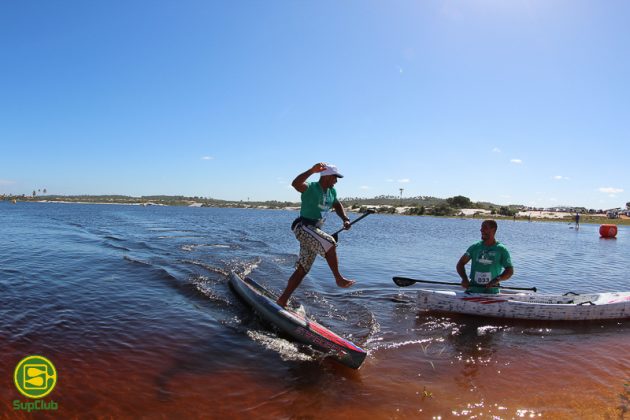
top-left (320, 164), bottom-right (344, 178)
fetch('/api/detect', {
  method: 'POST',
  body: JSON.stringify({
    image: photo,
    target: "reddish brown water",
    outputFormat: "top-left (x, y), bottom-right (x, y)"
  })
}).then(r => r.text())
top-left (4, 314), bottom-right (629, 418)
top-left (3, 204), bottom-right (629, 418)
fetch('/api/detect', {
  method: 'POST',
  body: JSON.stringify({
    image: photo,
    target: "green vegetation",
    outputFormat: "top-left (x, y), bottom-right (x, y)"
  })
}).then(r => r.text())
top-left (1, 194), bottom-right (297, 209)
top-left (3, 193), bottom-right (630, 225)
top-left (342, 195), bottom-right (523, 218)
top-left (577, 214), bottom-right (630, 226)
top-left (343, 194), bottom-right (445, 208)
top-left (446, 195), bottom-right (472, 208)
top-left (497, 206), bottom-right (517, 217)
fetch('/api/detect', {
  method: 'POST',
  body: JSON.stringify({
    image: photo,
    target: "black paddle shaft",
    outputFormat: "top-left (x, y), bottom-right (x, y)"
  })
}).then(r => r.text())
top-left (392, 276), bottom-right (537, 292)
top-left (332, 209), bottom-right (375, 241)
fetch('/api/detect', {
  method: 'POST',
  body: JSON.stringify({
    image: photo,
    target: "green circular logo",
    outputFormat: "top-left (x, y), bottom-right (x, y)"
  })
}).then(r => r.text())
top-left (14, 355), bottom-right (57, 399)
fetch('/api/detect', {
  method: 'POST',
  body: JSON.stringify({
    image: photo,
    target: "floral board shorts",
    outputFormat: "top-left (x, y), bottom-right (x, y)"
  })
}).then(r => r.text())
top-left (293, 222), bottom-right (336, 273)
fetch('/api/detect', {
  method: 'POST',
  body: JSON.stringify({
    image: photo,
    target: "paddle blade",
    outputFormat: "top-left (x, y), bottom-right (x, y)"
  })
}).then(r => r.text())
top-left (392, 277), bottom-right (417, 287)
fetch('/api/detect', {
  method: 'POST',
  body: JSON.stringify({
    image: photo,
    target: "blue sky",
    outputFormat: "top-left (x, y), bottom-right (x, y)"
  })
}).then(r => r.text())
top-left (1, 1), bottom-right (628, 209)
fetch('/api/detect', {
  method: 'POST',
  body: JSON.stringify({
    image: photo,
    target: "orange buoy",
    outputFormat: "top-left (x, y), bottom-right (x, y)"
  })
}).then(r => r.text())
top-left (599, 224), bottom-right (617, 238)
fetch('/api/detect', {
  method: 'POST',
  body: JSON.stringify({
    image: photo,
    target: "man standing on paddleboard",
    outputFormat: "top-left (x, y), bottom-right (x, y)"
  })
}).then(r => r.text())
top-left (456, 219), bottom-right (514, 294)
top-left (277, 163), bottom-right (355, 308)
top-left (575, 212), bottom-right (580, 229)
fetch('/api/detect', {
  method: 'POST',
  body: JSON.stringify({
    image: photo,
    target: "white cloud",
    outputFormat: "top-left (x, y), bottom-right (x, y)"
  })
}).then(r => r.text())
top-left (553, 175), bottom-right (570, 180)
top-left (397, 178), bottom-right (411, 183)
top-left (492, 147), bottom-right (501, 153)
top-left (599, 187), bottom-right (623, 194)
top-left (0, 179), bottom-right (15, 186)
top-left (510, 159), bottom-right (522, 164)
top-left (360, 185), bottom-right (370, 190)
top-left (201, 156), bottom-right (214, 160)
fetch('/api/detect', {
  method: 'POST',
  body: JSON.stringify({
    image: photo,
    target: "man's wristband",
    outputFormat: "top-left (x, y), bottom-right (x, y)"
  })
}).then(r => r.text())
top-left (342, 217), bottom-right (350, 222)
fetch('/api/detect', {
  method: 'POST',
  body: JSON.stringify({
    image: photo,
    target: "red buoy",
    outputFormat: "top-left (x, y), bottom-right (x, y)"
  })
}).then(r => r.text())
top-left (599, 224), bottom-right (618, 238)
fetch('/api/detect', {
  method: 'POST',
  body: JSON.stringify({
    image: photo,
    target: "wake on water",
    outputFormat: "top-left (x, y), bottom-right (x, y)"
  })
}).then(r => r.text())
top-left (187, 257), bottom-right (381, 365)
top-left (246, 330), bottom-right (314, 363)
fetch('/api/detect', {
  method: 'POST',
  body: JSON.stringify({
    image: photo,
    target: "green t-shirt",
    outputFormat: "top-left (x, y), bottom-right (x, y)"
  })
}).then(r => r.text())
top-left (300, 181), bottom-right (337, 222)
top-left (465, 241), bottom-right (512, 294)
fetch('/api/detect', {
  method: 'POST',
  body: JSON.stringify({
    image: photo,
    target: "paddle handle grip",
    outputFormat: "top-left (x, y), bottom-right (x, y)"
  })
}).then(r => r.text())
top-left (333, 212), bottom-right (371, 235)
top-left (332, 209), bottom-right (375, 237)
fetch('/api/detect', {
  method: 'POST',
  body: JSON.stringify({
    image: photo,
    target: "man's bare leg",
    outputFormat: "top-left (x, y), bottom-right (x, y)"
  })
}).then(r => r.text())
top-left (277, 265), bottom-right (307, 308)
top-left (325, 247), bottom-right (356, 288)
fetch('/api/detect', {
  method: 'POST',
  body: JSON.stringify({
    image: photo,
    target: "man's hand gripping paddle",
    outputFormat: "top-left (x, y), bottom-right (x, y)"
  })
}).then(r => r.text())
top-left (332, 209), bottom-right (375, 242)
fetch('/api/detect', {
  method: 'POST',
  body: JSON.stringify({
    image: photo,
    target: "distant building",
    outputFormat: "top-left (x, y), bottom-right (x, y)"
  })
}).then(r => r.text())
top-left (606, 209), bottom-right (620, 219)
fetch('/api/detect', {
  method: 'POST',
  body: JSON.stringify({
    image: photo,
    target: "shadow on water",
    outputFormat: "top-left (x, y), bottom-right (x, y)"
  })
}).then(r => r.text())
top-left (154, 333), bottom-right (261, 401)
top-left (427, 314), bottom-right (502, 389)
top-left (413, 310), bottom-right (630, 388)
top-left (154, 325), bottom-right (364, 404)
top-left (417, 310), bottom-right (630, 342)
top-left (148, 261), bottom-right (372, 398)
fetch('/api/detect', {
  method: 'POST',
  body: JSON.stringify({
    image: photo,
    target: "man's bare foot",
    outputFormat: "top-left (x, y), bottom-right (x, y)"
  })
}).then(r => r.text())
top-left (276, 298), bottom-right (287, 308)
top-left (336, 278), bottom-right (356, 288)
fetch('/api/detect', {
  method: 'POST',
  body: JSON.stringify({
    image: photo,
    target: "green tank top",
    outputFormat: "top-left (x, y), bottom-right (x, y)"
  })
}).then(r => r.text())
top-left (300, 182), bottom-right (337, 222)
top-left (465, 241), bottom-right (512, 294)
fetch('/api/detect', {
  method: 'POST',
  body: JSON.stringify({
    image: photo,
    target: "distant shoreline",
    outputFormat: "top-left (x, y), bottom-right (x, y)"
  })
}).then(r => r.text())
top-left (4, 197), bottom-right (628, 225)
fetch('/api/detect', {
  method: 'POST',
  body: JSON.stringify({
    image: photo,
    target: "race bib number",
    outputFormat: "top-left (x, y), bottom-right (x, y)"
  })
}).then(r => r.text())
top-left (474, 272), bottom-right (492, 285)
